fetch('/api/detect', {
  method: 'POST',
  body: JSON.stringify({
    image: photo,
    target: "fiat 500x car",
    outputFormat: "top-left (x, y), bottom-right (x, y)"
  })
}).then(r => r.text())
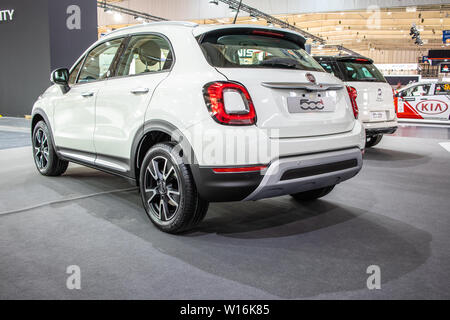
top-left (31, 22), bottom-right (365, 233)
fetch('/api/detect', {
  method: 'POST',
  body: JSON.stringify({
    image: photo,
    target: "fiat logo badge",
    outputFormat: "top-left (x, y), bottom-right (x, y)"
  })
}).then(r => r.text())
top-left (306, 73), bottom-right (316, 84)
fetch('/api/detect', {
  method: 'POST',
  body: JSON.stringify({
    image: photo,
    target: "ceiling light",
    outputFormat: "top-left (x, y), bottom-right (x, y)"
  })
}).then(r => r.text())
top-left (387, 12), bottom-right (392, 15)
top-left (406, 6), bottom-right (417, 12)
top-left (114, 12), bottom-right (122, 22)
top-left (104, 8), bottom-right (113, 14)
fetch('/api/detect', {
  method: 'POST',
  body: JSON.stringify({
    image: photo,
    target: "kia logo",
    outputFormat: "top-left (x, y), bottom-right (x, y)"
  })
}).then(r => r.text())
top-left (416, 100), bottom-right (448, 115)
top-left (306, 73), bottom-right (316, 84)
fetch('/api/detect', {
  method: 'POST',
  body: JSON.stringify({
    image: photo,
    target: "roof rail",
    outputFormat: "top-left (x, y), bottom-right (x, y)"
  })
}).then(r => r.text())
top-left (105, 21), bottom-right (198, 36)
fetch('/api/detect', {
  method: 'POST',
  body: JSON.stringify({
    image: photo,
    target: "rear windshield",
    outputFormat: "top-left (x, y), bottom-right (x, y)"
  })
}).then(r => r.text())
top-left (198, 29), bottom-right (324, 72)
top-left (338, 60), bottom-right (386, 82)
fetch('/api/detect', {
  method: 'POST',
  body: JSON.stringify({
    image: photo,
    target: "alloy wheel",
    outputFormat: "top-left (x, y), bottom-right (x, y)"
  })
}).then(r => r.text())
top-left (144, 155), bottom-right (181, 222)
top-left (34, 128), bottom-right (49, 170)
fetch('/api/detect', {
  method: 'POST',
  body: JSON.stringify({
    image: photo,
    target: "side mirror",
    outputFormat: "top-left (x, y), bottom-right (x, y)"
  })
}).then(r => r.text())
top-left (51, 68), bottom-right (70, 93)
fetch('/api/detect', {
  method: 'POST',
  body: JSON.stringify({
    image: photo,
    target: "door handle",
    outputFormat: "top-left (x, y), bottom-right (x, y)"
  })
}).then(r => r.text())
top-left (81, 92), bottom-right (94, 97)
top-left (420, 98), bottom-right (428, 100)
top-left (131, 87), bottom-right (149, 94)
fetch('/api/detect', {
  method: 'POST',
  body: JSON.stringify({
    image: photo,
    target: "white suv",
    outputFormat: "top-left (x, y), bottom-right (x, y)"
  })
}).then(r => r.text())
top-left (314, 56), bottom-right (397, 148)
top-left (31, 22), bottom-right (365, 233)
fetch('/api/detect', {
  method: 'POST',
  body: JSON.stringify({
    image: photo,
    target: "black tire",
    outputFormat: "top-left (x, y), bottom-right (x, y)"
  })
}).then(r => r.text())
top-left (290, 185), bottom-right (335, 201)
top-left (139, 142), bottom-right (209, 234)
top-left (365, 134), bottom-right (383, 148)
top-left (32, 121), bottom-right (69, 176)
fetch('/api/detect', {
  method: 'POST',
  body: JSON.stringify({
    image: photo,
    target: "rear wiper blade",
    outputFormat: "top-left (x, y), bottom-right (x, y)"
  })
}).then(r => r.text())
top-left (360, 77), bottom-right (379, 82)
top-left (259, 63), bottom-right (298, 69)
top-left (259, 58), bottom-right (300, 69)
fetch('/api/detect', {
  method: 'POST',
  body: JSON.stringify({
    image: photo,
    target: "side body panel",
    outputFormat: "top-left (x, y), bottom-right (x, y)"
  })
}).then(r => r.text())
top-left (52, 81), bottom-right (106, 153)
top-left (94, 73), bottom-right (169, 172)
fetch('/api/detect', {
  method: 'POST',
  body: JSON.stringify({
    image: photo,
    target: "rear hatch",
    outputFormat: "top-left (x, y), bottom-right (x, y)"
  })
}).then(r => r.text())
top-left (197, 27), bottom-right (356, 138)
top-left (335, 57), bottom-right (395, 122)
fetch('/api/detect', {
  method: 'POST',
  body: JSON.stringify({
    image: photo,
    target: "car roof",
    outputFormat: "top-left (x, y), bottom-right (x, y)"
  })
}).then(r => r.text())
top-left (101, 21), bottom-right (306, 42)
top-left (400, 80), bottom-right (447, 90)
top-left (103, 21), bottom-right (198, 38)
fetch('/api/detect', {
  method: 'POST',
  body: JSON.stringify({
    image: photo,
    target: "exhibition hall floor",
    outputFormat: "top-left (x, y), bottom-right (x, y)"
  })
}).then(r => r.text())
top-left (1, 118), bottom-right (449, 299)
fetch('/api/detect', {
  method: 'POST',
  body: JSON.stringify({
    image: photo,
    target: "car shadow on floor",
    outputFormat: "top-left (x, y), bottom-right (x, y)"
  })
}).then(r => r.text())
top-left (363, 147), bottom-right (431, 168)
top-left (78, 187), bottom-right (432, 299)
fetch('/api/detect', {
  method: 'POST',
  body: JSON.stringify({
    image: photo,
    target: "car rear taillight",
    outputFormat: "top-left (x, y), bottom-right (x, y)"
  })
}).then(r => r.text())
top-left (203, 81), bottom-right (256, 126)
top-left (346, 86), bottom-right (359, 119)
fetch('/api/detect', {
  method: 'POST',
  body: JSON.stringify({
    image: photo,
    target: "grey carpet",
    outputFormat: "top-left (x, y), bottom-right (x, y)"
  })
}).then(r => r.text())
top-left (0, 125), bottom-right (449, 299)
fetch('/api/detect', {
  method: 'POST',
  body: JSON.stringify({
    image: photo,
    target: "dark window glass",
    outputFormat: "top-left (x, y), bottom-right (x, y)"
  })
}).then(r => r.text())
top-left (199, 30), bottom-right (323, 72)
top-left (318, 61), bottom-right (340, 77)
top-left (68, 59), bottom-right (83, 85)
top-left (338, 61), bottom-right (386, 82)
top-left (116, 35), bottom-right (173, 77)
top-left (434, 83), bottom-right (450, 95)
top-left (77, 38), bottom-right (122, 83)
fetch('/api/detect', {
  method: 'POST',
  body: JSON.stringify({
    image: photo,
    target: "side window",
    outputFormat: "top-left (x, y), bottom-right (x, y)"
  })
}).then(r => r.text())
top-left (116, 34), bottom-right (174, 77)
top-left (434, 83), bottom-right (450, 95)
top-left (77, 38), bottom-right (123, 83)
top-left (68, 59), bottom-right (83, 85)
top-left (319, 62), bottom-right (336, 76)
top-left (409, 84), bottom-right (431, 96)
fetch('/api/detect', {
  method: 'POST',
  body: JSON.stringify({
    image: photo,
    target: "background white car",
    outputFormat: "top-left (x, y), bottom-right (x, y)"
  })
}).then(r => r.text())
top-left (314, 56), bottom-right (398, 148)
top-left (31, 22), bottom-right (365, 233)
top-left (395, 81), bottom-right (450, 121)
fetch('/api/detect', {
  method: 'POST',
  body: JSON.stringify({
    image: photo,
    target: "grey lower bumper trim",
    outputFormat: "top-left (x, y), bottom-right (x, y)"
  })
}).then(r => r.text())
top-left (243, 148), bottom-right (362, 201)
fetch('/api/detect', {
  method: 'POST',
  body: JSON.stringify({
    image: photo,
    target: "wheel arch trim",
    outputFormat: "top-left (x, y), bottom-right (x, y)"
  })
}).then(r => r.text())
top-left (31, 108), bottom-right (59, 156)
top-left (130, 120), bottom-right (199, 183)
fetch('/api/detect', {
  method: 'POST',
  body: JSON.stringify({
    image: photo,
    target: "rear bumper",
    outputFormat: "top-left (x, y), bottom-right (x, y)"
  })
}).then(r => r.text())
top-left (192, 148), bottom-right (362, 202)
top-left (363, 119), bottom-right (398, 136)
top-left (244, 148), bottom-right (362, 201)
top-left (366, 126), bottom-right (397, 136)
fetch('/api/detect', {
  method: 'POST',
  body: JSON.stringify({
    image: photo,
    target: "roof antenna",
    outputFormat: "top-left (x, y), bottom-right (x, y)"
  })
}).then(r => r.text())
top-left (233, 0), bottom-right (243, 24)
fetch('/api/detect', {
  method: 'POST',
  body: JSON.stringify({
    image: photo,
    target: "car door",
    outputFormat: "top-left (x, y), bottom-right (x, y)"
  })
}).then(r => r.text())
top-left (424, 83), bottom-right (450, 121)
top-left (53, 38), bottom-right (123, 160)
top-left (396, 83), bottom-right (432, 119)
top-left (94, 34), bottom-right (174, 173)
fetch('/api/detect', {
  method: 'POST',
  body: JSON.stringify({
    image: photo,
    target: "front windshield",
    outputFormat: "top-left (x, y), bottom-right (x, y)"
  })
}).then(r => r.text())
top-left (339, 61), bottom-right (386, 82)
top-left (199, 32), bottom-right (324, 72)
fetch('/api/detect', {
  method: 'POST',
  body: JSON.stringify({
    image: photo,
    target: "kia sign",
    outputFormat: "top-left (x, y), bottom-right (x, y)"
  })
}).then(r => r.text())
top-left (416, 100), bottom-right (448, 115)
top-left (0, 8), bottom-right (14, 21)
